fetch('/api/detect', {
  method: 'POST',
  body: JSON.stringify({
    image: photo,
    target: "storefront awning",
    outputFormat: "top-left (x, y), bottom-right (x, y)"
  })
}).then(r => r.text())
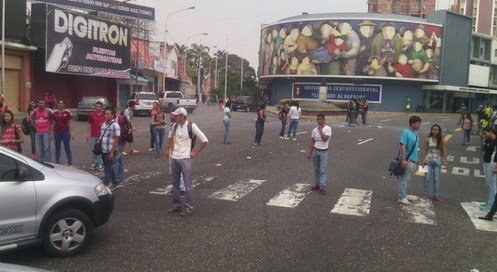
top-left (119, 75), bottom-right (149, 86)
top-left (423, 85), bottom-right (497, 95)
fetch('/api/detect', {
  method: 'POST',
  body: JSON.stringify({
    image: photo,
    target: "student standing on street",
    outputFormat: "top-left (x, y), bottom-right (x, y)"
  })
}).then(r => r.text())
top-left (152, 105), bottom-right (166, 157)
top-left (122, 101), bottom-right (139, 155)
top-left (32, 99), bottom-right (53, 162)
top-left (419, 124), bottom-right (448, 202)
top-left (100, 106), bottom-right (121, 190)
top-left (287, 101), bottom-right (301, 141)
top-left (25, 101), bottom-right (37, 158)
top-left (307, 113), bottom-right (332, 195)
top-left (0, 109), bottom-right (24, 152)
top-left (279, 102), bottom-right (289, 139)
top-left (87, 101), bottom-right (106, 171)
top-left (51, 99), bottom-right (74, 166)
top-left (148, 102), bottom-right (158, 152)
top-left (461, 114), bottom-right (473, 145)
top-left (167, 107), bottom-right (208, 216)
top-left (397, 115), bottom-right (421, 205)
top-left (223, 101), bottom-right (232, 144)
top-left (479, 127), bottom-right (497, 212)
top-left (254, 104), bottom-right (267, 146)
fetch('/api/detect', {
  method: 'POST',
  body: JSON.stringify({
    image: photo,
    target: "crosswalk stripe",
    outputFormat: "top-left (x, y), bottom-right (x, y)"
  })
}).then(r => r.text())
top-left (331, 188), bottom-right (372, 217)
top-left (400, 195), bottom-right (437, 225)
top-left (208, 179), bottom-right (266, 201)
top-left (461, 202), bottom-right (497, 232)
top-left (266, 183), bottom-right (312, 208)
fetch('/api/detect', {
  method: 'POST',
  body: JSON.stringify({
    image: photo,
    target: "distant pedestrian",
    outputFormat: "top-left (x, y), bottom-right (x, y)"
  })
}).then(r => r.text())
top-left (461, 114), bottom-right (473, 145)
top-left (114, 113), bottom-right (127, 184)
top-left (152, 105), bottom-right (166, 157)
top-left (359, 99), bottom-right (369, 125)
top-left (26, 101), bottom-right (37, 158)
top-left (218, 97), bottom-right (224, 111)
top-left (100, 106), bottom-right (121, 190)
top-left (347, 99), bottom-right (356, 126)
top-left (32, 99), bottom-right (53, 162)
top-left (254, 104), bottom-right (267, 146)
top-left (307, 113), bottom-right (332, 195)
top-left (278, 102), bottom-right (289, 139)
top-left (479, 127), bottom-right (497, 212)
top-left (167, 107), bottom-right (208, 216)
top-left (0, 109), bottom-right (24, 153)
top-left (148, 102), bottom-right (159, 152)
top-left (457, 103), bottom-right (468, 125)
top-left (419, 124), bottom-right (448, 202)
top-left (45, 91), bottom-right (57, 109)
top-left (122, 100), bottom-right (139, 156)
top-left (287, 101), bottom-right (301, 141)
top-left (87, 101), bottom-right (105, 171)
top-left (223, 101), bottom-right (232, 144)
top-left (397, 115), bottom-right (421, 205)
top-left (51, 99), bottom-right (74, 166)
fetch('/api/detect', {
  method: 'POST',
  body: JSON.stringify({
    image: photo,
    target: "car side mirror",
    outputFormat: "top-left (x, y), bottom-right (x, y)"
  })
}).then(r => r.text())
top-left (18, 165), bottom-right (30, 181)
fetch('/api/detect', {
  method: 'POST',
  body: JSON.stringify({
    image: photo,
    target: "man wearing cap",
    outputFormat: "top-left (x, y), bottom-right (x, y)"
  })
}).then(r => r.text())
top-left (166, 107), bottom-right (208, 216)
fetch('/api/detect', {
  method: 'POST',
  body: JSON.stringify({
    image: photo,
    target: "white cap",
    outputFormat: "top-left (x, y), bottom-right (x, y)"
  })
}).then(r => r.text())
top-left (171, 107), bottom-right (187, 116)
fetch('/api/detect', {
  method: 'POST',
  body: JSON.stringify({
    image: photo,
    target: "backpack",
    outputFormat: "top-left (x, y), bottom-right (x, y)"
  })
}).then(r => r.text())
top-left (21, 117), bottom-right (31, 136)
top-left (277, 110), bottom-right (283, 120)
top-left (120, 111), bottom-right (132, 142)
top-left (172, 122), bottom-right (196, 151)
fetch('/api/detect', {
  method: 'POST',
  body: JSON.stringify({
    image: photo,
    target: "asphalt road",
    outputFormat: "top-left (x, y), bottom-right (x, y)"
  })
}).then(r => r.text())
top-left (1, 105), bottom-right (496, 272)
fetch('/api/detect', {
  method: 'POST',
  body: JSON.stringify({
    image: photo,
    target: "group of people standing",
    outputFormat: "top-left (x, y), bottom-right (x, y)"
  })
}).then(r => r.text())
top-left (346, 98), bottom-right (369, 126)
top-left (278, 101), bottom-right (302, 141)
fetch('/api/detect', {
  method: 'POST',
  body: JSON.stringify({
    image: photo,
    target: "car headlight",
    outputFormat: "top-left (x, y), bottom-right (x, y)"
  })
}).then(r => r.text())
top-left (95, 183), bottom-right (111, 197)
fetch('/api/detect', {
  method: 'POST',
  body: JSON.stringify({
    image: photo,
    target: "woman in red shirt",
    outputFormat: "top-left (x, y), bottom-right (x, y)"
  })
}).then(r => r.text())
top-left (0, 109), bottom-right (24, 152)
top-left (51, 99), bottom-right (74, 165)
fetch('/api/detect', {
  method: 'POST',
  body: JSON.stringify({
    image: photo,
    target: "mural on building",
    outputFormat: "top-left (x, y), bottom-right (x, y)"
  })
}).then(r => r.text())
top-left (259, 19), bottom-right (443, 81)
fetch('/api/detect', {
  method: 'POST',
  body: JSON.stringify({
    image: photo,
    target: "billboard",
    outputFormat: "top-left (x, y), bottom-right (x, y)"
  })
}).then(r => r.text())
top-left (260, 18), bottom-right (443, 82)
top-left (293, 83), bottom-right (382, 103)
top-left (31, 0), bottom-right (155, 21)
top-left (45, 7), bottom-right (131, 78)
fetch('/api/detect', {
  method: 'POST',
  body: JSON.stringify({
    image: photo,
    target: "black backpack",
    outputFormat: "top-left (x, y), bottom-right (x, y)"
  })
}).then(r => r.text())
top-left (21, 117), bottom-right (31, 136)
top-left (172, 122), bottom-right (196, 150)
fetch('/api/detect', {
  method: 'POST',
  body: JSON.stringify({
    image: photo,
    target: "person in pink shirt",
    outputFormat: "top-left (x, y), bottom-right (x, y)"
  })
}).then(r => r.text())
top-left (0, 109), bottom-right (24, 153)
top-left (31, 99), bottom-right (53, 162)
top-left (51, 99), bottom-right (74, 165)
top-left (87, 101), bottom-right (106, 170)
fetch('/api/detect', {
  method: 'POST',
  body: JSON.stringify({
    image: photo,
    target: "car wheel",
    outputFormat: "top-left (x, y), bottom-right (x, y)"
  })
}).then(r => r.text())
top-left (42, 209), bottom-right (93, 257)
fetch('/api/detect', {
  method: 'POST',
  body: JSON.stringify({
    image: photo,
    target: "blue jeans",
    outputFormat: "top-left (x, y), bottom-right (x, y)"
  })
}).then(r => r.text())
top-left (170, 158), bottom-right (193, 210)
top-left (36, 132), bottom-right (51, 162)
top-left (154, 127), bottom-right (165, 155)
top-left (29, 126), bottom-right (36, 155)
top-left (287, 119), bottom-right (299, 138)
top-left (149, 124), bottom-right (154, 149)
top-left (398, 161), bottom-right (416, 200)
top-left (54, 131), bottom-right (72, 165)
top-left (361, 112), bottom-right (367, 125)
top-left (483, 162), bottom-right (497, 206)
top-left (169, 157), bottom-right (185, 191)
top-left (279, 119), bottom-right (287, 137)
top-left (102, 152), bottom-right (118, 185)
top-left (223, 119), bottom-right (231, 143)
top-left (423, 160), bottom-right (441, 197)
top-left (348, 112), bottom-right (356, 125)
top-left (113, 145), bottom-right (125, 182)
top-left (89, 137), bottom-right (103, 168)
top-left (254, 121), bottom-right (264, 144)
top-left (463, 129), bottom-right (471, 144)
top-left (312, 149), bottom-right (329, 188)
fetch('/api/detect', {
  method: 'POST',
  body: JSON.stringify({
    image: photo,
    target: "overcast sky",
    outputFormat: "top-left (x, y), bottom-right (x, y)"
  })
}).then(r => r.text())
top-left (137, 0), bottom-right (452, 69)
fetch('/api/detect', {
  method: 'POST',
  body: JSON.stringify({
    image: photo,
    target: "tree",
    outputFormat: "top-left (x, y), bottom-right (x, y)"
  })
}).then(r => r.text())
top-left (187, 43), bottom-right (210, 87)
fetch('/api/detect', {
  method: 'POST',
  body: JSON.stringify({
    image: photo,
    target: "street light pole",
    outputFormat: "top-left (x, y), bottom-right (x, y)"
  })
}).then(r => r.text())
top-left (224, 51), bottom-right (228, 101)
top-left (182, 32), bottom-right (208, 93)
top-left (163, 6), bottom-right (195, 92)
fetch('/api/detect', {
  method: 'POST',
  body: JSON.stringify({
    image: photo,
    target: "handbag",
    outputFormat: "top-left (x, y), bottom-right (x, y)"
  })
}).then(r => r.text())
top-left (93, 121), bottom-right (114, 155)
top-left (388, 135), bottom-right (418, 177)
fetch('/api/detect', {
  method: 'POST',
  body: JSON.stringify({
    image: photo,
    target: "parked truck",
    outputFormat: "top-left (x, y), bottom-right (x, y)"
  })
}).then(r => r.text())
top-left (158, 91), bottom-right (198, 113)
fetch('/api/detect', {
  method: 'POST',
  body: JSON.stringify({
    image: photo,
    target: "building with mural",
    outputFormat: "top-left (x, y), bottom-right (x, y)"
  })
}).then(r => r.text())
top-left (259, 11), bottom-right (474, 112)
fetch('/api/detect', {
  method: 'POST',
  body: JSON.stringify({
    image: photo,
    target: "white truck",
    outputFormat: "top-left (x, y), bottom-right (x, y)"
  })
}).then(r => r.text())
top-left (158, 91), bottom-right (198, 113)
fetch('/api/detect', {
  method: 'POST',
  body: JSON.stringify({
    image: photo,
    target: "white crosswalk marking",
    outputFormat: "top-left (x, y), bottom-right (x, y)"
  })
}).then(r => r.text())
top-left (400, 195), bottom-right (436, 225)
top-left (461, 157), bottom-right (480, 164)
top-left (331, 188), bottom-right (372, 217)
top-left (266, 183), bottom-right (312, 208)
top-left (461, 202), bottom-right (497, 232)
top-left (208, 179), bottom-right (266, 201)
top-left (465, 146), bottom-right (478, 152)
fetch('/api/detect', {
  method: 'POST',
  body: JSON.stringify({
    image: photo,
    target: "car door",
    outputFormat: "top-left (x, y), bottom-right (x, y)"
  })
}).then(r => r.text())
top-left (0, 152), bottom-right (37, 244)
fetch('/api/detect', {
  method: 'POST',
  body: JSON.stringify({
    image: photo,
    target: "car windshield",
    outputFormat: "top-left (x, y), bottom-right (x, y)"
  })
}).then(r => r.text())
top-left (80, 97), bottom-right (107, 106)
top-left (139, 93), bottom-right (158, 100)
top-left (166, 93), bottom-right (182, 98)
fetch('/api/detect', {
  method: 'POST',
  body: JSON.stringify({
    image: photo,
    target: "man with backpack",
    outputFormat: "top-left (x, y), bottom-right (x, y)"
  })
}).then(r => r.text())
top-left (278, 102), bottom-right (289, 139)
top-left (122, 100), bottom-right (139, 156)
top-left (166, 107), bottom-right (208, 217)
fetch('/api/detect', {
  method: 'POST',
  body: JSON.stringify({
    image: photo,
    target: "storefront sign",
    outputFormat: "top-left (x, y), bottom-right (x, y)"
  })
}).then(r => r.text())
top-left (45, 7), bottom-right (131, 78)
top-left (31, 0), bottom-right (155, 21)
top-left (293, 83), bottom-right (382, 103)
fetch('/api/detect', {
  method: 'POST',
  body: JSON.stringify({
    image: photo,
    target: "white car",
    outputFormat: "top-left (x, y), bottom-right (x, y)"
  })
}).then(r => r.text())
top-left (127, 92), bottom-right (159, 116)
top-left (0, 146), bottom-right (114, 257)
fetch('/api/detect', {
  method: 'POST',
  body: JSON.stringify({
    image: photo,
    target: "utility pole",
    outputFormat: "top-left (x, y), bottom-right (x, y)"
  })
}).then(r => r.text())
top-left (224, 52), bottom-right (228, 100)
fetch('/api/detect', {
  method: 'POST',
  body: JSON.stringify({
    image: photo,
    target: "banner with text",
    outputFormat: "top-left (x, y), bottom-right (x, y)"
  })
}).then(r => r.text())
top-left (292, 83), bottom-right (382, 103)
top-left (45, 7), bottom-right (131, 78)
top-left (31, 0), bottom-right (155, 21)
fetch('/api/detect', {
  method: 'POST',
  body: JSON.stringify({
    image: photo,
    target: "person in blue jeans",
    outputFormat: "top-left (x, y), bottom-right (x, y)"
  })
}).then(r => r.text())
top-left (287, 101), bottom-right (301, 141)
top-left (31, 99), bottom-right (53, 162)
top-left (419, 124), bottom-right (448, 202)
top-left (307, 113), bottom-right (332, 195)
top-left (254, 104), bottom-right (267, 146)
top-left (397, 115), bottom-right (421, 205)
top-left (223, 101), bottom-right (232, 144)
top-left (480, 127), bottom-right (497, 212)
top-left (51, 100), bottom-right (74, 165)
top-left (26, 101), bottom-right (37, 159)
top-left (153, 106), bottom-right (166, 157)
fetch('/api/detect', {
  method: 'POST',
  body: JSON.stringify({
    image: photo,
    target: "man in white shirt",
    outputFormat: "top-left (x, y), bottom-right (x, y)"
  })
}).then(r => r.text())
top-left (166, 107), bottom-right (208, 216)
top-left (307, 113), bottom-right (332, 195)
